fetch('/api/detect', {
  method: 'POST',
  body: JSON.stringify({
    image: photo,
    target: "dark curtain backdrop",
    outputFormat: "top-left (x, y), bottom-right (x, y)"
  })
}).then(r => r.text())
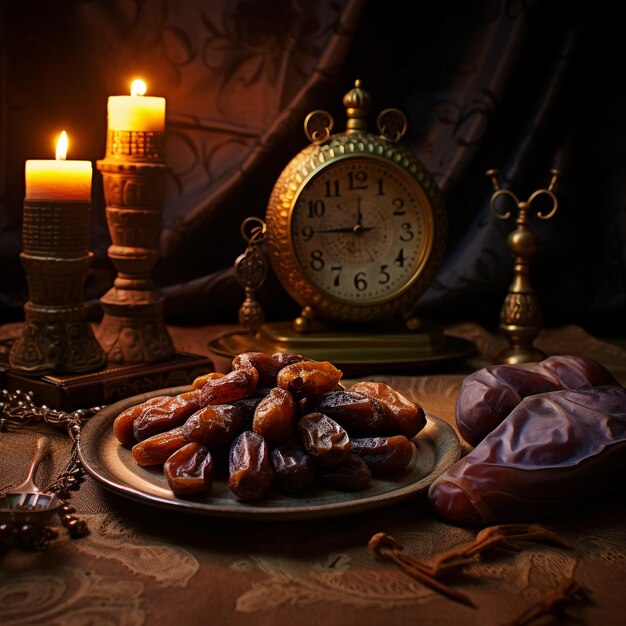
top-left (1, 0), bottom-right (624, 336)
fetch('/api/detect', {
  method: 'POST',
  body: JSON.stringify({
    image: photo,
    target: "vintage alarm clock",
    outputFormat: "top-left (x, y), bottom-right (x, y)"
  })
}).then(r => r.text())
top-left (264, 80), bottom-right (447, 333)
top-left (220, 81), bottom-right (475, 372)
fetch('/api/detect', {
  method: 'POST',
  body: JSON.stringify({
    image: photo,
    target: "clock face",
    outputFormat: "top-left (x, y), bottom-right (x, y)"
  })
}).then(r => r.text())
top-left (289, 156), bottom-right (433, 305)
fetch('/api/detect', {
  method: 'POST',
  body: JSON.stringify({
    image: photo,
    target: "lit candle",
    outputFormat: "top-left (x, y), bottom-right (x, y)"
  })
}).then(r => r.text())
top-left (25, 131), bottom-right (92, 201)
top-left (107, 79), bottom-right (165, 132)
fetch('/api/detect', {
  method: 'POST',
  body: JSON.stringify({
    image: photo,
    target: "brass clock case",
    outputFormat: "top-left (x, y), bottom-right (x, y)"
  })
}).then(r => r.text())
top-left (265, 131), bottom-right (447, 325)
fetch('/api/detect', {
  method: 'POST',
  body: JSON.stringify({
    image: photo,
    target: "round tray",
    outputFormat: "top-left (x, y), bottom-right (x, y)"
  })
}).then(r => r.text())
top-left (78, 386), bottom-right (462, 521)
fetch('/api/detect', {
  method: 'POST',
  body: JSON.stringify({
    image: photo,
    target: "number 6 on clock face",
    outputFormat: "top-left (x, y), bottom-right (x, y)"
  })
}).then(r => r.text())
top-left (290, 157), bottom-right (433, 305)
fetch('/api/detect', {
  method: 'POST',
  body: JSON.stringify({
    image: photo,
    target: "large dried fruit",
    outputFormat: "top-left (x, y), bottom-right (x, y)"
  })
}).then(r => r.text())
top-left (228, 431), bottom-right (274, 501)
top-left (298, 412), bottom-right (351, 467)
top-left (429, 385), bottom-right (626, 524)
top-left (350, 435), bottom-right (414, 475)
top-left (349, 381), bottom-right (426, 438)
top-left (164, 442), bottom-right (214, 498)
top-left (277, 361), bottom-right (342, 399)
top-left (311, 390), bottom-right (390, 436)
top-left (455, 354), bottom-right (620, 446)
top-left (252, 387), bottom-right (297, 446)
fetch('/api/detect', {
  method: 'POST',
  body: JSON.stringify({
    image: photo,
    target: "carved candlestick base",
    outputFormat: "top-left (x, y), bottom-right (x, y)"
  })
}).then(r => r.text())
top-left (96, 148), bottom-right (175, 364)
top-left (9, 200), bottom-right (106, 375)
top-left (487, 169), bottom-right (559, 365)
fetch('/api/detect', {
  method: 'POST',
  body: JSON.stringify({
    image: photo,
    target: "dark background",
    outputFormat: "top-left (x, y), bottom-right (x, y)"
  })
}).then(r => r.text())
top-left (1, 0), bottom-right (624, 338)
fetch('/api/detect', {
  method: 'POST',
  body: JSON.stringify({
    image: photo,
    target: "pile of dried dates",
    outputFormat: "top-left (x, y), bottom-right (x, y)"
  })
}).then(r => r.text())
top-left (113, 352), bottom-right (426, 501)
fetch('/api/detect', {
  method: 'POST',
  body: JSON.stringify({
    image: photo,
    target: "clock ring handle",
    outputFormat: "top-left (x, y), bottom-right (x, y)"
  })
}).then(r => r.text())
top-left (377, 108), bottom-right (407, 142)
top-left (304, 110), bottom-right (334, 144)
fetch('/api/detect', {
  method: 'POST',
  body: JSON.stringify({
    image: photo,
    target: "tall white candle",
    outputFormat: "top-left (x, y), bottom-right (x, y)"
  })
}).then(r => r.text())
top-left (107, 79), bottom-right (165, 132)
top-left (25, 131), bottom-right (92, 201)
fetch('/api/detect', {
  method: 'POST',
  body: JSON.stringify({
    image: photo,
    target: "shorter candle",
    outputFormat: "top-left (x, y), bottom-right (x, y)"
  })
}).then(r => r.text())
top-left (25, 131), bottom-right (92, 201)
top-left (107, 79), bottom-right (165, 132)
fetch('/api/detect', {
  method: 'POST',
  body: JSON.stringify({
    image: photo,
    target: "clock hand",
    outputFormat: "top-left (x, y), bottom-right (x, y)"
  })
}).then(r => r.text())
top-left (356, 196), bottom-right (363, 228)
top-left (317, 225), bottom-right (378, 235)
top-left (317, 226), bottom-right (355, 234)
top-left (353, 224), bottom-right (377, 235)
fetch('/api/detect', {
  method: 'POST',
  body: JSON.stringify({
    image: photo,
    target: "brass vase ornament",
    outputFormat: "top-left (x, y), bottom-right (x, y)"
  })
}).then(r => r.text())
top-left (487, 168), bottom-right (559, 364)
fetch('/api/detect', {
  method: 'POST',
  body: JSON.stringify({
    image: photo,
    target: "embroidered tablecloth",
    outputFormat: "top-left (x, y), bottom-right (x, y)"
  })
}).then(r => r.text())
top-left (1, 323), bottom-right (625, 626)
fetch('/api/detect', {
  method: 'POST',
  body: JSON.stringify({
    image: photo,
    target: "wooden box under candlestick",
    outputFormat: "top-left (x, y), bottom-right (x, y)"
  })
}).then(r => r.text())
top-left (1, 338), bottom-right (213, 411)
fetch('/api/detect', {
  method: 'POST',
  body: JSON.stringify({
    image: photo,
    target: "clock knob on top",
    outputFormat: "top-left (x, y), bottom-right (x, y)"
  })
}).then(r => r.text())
top-left (343, 79), bottom-right (371, 133)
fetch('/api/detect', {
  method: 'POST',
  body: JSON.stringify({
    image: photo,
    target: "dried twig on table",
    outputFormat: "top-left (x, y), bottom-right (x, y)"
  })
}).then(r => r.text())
top-left (502, 577), bottom-right (592, 626)
top-left (368, 524), bottom-right (573, 609)
top-left (430, 523), bottom-right (573, 577)
top-left (368, 532), bottom-right (476, 608)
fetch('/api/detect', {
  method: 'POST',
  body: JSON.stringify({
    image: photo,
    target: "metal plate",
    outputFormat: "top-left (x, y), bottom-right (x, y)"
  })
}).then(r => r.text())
top-left (78, 386), bottom-right (462, 521)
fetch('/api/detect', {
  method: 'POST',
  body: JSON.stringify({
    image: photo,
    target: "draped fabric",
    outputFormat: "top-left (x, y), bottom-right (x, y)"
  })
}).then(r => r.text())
top-left (1, 0), bottom-right (624, 334)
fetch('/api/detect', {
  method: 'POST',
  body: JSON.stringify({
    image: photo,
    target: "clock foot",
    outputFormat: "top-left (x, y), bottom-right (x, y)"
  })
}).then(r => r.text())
top-left (405, 316), bottom-right (424, 332)
top-left (294, 306), bottom-right (326, 334)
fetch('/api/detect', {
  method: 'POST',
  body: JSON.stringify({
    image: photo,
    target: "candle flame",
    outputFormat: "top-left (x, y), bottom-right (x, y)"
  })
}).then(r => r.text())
top-left (55, 131), bottom-right (68, 160)
top-left (131, 79), bottom-right (147, 97)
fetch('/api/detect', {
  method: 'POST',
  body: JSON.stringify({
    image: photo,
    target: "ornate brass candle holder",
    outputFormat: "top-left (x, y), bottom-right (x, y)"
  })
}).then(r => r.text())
top-left (487, 168), bottom-right (559, 364)
top-left (95, 130), bottom-right (175, 364)
top-left (9, 200), bottom-right (106, 374)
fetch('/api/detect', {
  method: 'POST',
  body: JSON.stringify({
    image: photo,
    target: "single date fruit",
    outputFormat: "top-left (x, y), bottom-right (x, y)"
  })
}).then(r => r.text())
top-left (297, 412), bottom-right (351, 467)
top-left (232, 352), bottom-right (282, 387)
top-left (132, 390), bottom-right (203, 442)
top-left (113, 391), bottom-right (200, 446)
top-left (200, 366), bottom-right (259, 406)
top-left (311, 390), bottom-right (390, 436)
top-left (350, 435), bottom-right (414, 475)
top-left (164, 442), bottom-right (214, 498)
top-left (277, 361), bottom-right (342, 399)
top-left (349, 381), bottom-right (426, 438)
top-left (252, 387), bottom-right (297, 446)
top-left (228, 431), bottom-right (274, 501)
